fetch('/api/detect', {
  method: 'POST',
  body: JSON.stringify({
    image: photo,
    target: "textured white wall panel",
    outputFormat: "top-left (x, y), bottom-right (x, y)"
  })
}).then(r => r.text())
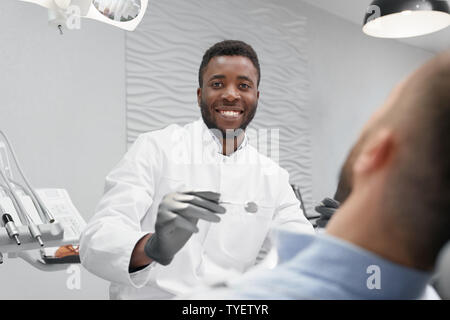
top-left (126, 0), bottom-right (313, 214)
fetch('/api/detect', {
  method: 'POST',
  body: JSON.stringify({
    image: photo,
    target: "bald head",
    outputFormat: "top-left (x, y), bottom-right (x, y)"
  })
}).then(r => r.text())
top-left (406, 50), bottom-right (450, 97)
top-left (395, 50), bottom-right (450, 124)
top-left (363, 51), bottom-right (450, 137)
top-left (385, 52), bottom-right (450, 268)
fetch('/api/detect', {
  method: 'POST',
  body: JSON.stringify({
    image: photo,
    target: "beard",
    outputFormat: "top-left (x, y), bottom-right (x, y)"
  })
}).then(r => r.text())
top-left (335, 157), bottom-right (354, 203)
top-left (335, 133), bottom-right (370, 203)
top-left (200, 98), bottom-right (258, 139)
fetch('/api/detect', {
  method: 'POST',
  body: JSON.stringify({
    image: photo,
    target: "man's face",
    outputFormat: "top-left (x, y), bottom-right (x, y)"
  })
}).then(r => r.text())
top-left (198, 55), bottom-right (260, 135)
top-left (336, 136), bottom-right (365, 202)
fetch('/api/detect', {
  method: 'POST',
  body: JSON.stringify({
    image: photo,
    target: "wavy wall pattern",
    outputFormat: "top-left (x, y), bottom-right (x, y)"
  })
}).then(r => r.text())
top-left (125, 0), bottom-right (313, 215)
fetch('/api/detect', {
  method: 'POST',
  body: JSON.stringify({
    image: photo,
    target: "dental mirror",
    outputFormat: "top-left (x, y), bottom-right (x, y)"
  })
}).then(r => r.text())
top-left (244, 202), bottom-right (258, 213)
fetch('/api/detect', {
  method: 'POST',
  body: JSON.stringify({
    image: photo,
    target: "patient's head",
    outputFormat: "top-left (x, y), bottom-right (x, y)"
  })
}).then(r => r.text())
top-left (332, 51), bottom-right (450, 268)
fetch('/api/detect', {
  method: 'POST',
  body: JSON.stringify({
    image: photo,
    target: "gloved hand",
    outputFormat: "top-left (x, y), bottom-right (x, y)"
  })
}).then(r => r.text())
top-left (144, 191), bottom-right (226, 266)
top-left (314, 197), bottom-right (340, 228)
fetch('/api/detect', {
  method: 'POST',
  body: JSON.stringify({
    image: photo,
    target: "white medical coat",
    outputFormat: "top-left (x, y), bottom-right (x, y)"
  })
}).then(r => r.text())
top-left (79, 118), bottom-right (314, 299)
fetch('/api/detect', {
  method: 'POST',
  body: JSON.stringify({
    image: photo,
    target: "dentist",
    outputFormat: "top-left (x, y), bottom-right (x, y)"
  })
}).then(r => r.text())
top-left (80, 40), bottom-right (314, 299)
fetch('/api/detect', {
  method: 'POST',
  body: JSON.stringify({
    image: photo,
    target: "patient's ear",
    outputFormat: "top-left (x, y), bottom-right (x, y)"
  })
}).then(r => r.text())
top-left (353, 129), bottom-right (395, 176)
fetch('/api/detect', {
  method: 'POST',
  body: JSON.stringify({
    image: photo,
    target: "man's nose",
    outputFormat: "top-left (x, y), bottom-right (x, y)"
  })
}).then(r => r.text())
top-left (222, 86), bottom-right (240, 102)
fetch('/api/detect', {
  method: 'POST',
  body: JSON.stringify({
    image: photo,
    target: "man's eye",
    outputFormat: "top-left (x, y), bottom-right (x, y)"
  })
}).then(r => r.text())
top-left (212, 82), bottom-right (223, 88)
top-left (240, 83), bottom-right (250, 89)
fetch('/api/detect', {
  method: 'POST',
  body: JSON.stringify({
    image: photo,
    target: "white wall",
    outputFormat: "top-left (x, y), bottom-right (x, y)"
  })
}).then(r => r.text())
top-left (297, 2), bottom-right (434, 203)
top-left (0, 0), bottom-right (125, 299)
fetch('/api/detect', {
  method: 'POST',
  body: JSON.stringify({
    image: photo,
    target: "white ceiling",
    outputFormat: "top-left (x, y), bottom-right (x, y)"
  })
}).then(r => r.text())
top-left (301, 0), bottom-right (450, 53)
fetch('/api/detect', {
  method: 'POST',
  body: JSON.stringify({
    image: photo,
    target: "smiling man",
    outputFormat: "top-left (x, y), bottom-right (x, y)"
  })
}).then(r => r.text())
top-left (80, 40), bottom-right (314, 299)
top-left (198, 48), bottom-right (260, 155)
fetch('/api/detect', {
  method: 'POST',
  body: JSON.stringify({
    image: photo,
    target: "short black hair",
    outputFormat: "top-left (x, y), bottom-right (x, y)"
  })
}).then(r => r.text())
top-left (198, 40), bottom-right (261, 88)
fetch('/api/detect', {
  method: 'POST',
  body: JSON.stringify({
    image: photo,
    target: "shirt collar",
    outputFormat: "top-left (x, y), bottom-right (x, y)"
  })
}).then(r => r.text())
top-left (275, 229), bottom-right (431, 299)
top-left (196, 117), bottom-right (249, 155)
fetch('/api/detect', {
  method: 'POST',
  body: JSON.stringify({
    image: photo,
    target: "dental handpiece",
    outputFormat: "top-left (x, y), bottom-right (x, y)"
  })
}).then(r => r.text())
top-left (2, 213), bottom-right (21, 245)
top-left (29, 223), bottom-right (44, 247)
top-left (3, 185), bottom-right (44, 247)
top-left (9, 179), bottom-right (54, 224)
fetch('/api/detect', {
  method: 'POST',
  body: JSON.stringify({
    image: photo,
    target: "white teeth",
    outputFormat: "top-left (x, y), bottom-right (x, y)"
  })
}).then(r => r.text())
top-left (220, 110), bottom-right (240, 117)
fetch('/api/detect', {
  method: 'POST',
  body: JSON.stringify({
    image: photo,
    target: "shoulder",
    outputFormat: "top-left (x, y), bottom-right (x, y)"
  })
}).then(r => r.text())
top-left (137, 123), bottom-right (185, 141)
top-left (124, 123), bottom-right (191, 163)
top-left (132, 122), bottom-right (194, 148)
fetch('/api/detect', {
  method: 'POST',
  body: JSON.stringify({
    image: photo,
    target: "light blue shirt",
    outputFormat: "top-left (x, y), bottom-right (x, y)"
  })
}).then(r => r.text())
top-left (195, 230), bottom-right (431, 299)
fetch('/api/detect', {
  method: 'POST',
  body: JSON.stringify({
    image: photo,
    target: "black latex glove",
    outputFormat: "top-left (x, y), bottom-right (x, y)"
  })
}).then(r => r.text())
top-left (144, 191), bottom-right (225, 266)
top-left (314, 197), bottom-right (340, 228)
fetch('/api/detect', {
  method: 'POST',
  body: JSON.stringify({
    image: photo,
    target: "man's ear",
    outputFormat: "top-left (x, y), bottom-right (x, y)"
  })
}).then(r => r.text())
top-left (197, 88), bottom-right (202, 107)
top-left (353, 129), bottom-right (395, 176)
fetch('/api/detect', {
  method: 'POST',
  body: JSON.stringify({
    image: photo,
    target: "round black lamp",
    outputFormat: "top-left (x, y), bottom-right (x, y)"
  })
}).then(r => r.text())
top-left (363, 0), bottom-right (450, 38)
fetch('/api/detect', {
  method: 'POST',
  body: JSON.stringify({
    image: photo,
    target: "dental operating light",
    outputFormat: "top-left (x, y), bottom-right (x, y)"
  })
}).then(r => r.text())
top-left (19, 0), bottom-right (148, 32)
top-left (363, 0), bottom-right (450, 38)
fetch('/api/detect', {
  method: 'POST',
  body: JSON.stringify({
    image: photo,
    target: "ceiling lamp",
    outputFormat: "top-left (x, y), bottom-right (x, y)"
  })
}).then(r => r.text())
top-left (363, 0), bottom-right (450, 38)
